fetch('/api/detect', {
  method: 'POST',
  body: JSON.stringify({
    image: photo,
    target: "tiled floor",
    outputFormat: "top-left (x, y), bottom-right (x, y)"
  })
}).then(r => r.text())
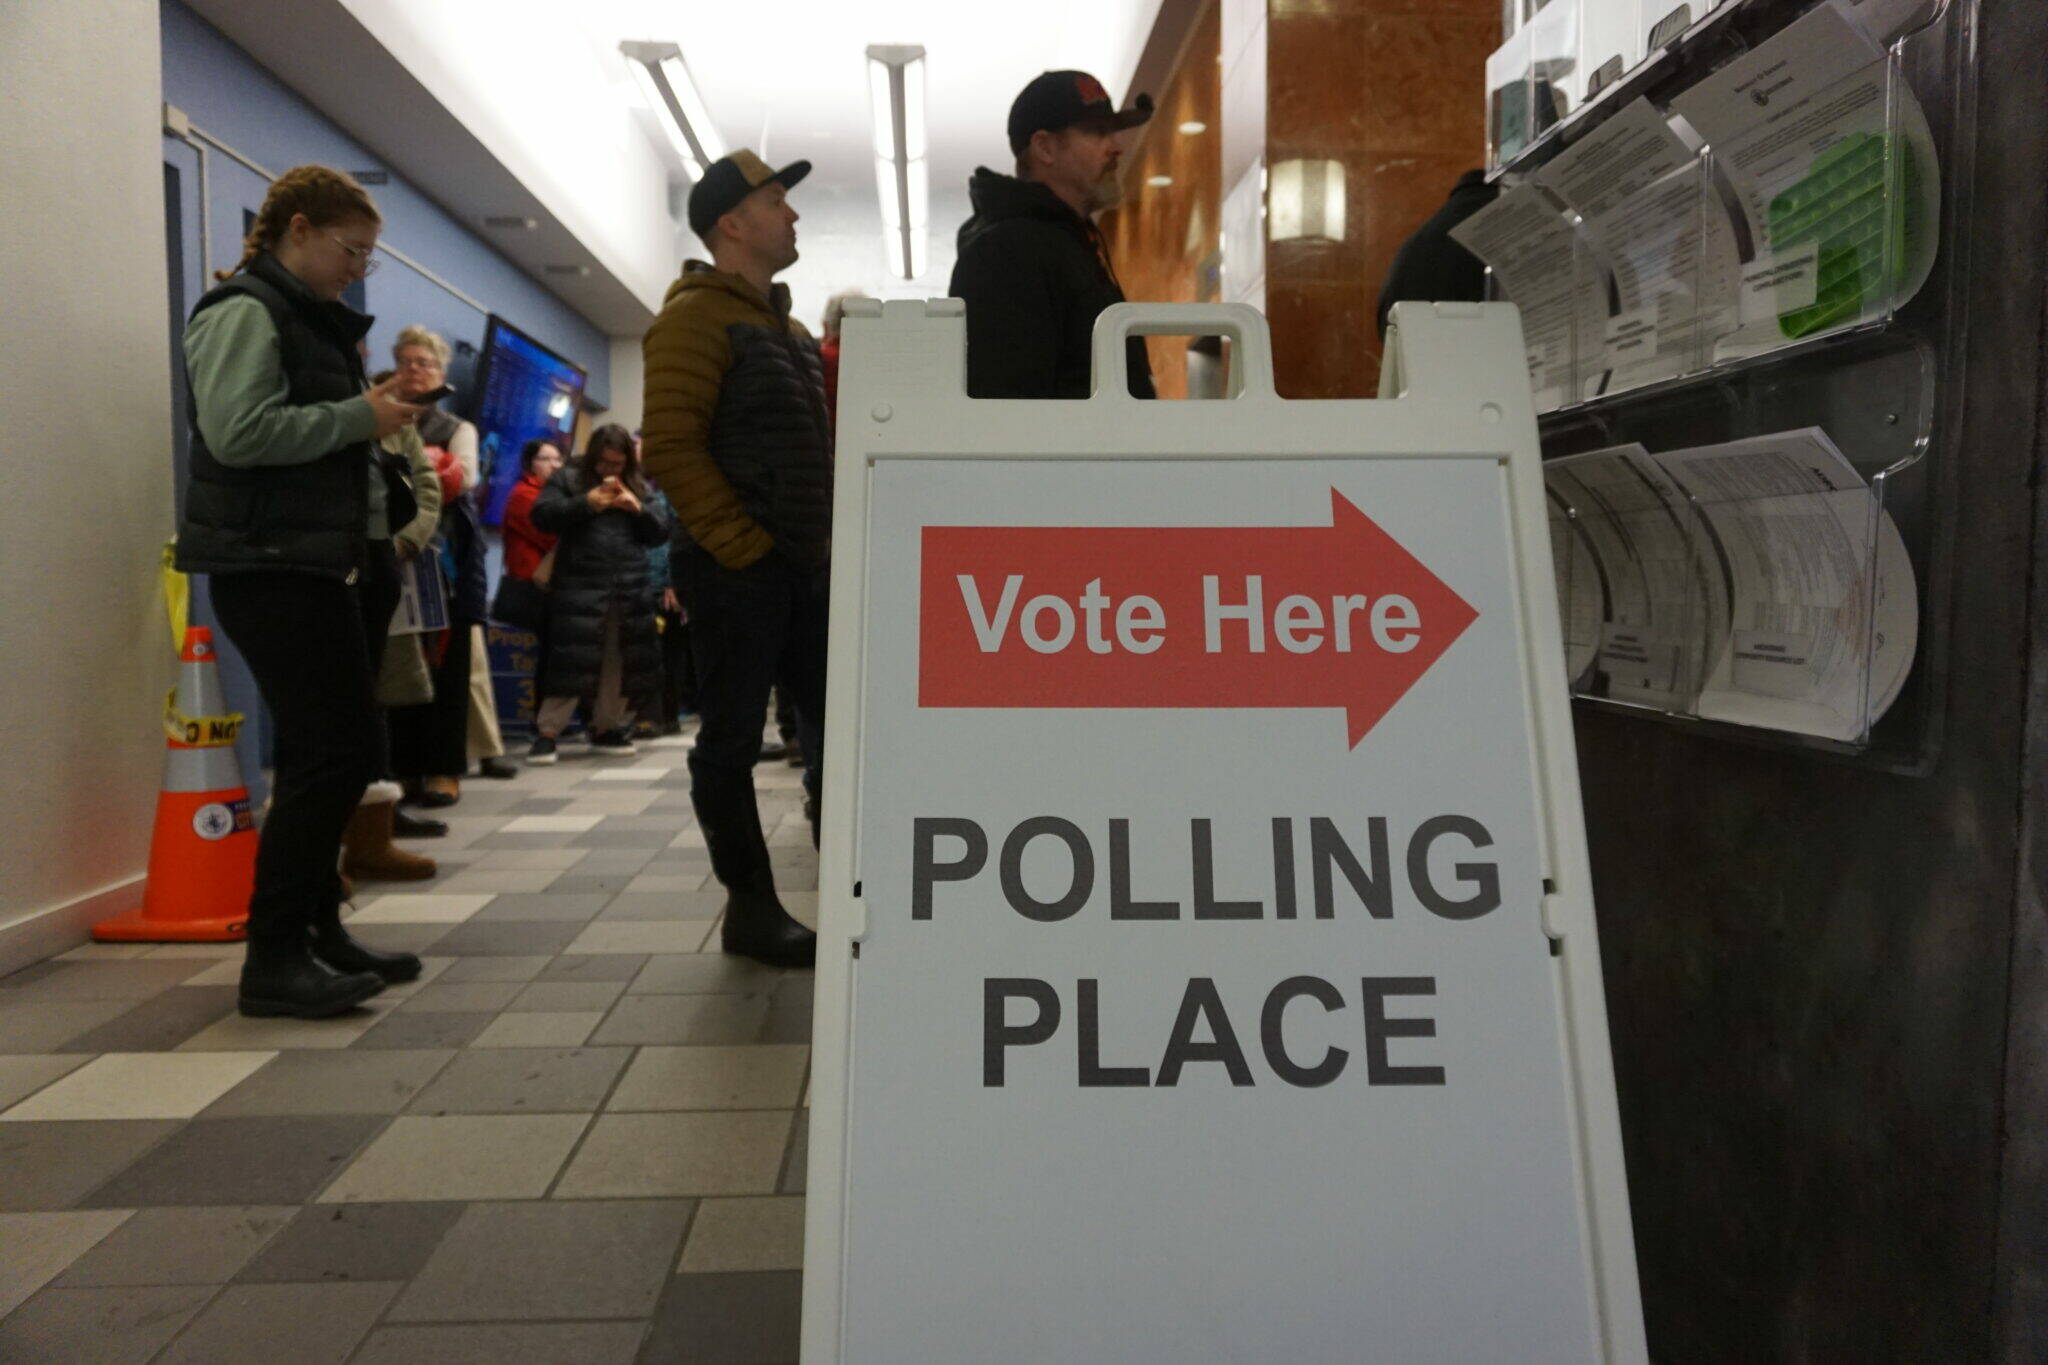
top-left (0, 727), bottom-right (815, 1364)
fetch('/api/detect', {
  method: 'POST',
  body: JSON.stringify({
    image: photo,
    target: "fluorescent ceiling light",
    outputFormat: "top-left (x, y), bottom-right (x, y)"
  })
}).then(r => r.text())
top-left (867, 43), bottom-right (928, 281)
top-left (620, 40), bottom-right (725, 183)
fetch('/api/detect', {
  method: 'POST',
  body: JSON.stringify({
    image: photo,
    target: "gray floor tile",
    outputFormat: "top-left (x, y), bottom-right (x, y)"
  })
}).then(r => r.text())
top-left (436, 955), bottom-right (552, 983)
top-left (0, 959), bottom-right (208, 1002)
top-left (81, 1115), bottom-right (385, 1207)
top-left (553, 1111), bottom-right (791, 1198)
top-left (319, 1114), bottom-right (589, 1203)
top-left (508, 979), bottom-right (626, 1012)
top-left (607, 1046), bottom-right (809, 1113)
top-left (469, 831), bottom-right (580, 850)
top-left (538, 953), bottom-right (648, 983)
top-left (352, 1321), bottom-right (648, 1365)
top-left (389, 1199), bottom-right (691, 1322)
top-left (592, 993), bottom-right (770, 1046)
top-left (0, 1210), bottom-right (134, 1315)
top-left (780, 1111), bottom-right (808, 1193)
top-left (759, 975), bottom-right (816, 1045)
top-left (571, 852), bottom-right (657, 874)
top-left (0, 1120), bottom-right (178, 1210)
top-left (429, 920), bottom-right (586, 957)
top-left (406, 1047), bottom-right (631, 1115)
top-left (470, 892), bottom-right (611, 922)
top-left (200, 1049), bottom-right (455, 1116)
top-left (639, 1270), bottom-right (801, 1364)
top-left (238, 1201), bottom-right (465, 1283)
top-left (572, 828), bottom-right (677, 849)
top-left (0, 999), bottom-right (133, 1053)
top-left (154, 1280), bottom-right (399, 1365)
top-left (628, 954), bottom-right (782, 996)
top-left (0, 1054), bottom-right (89, 1110)
top-left (53, 986), bottom-right (239, 1053)
top-left (510, 797), bottom-right (575, 815)
top-left (545, 874), bottom-right (638, 896)
top-left (0, 1283), bottom-right (215, 1364)
top-left (600, 893), bottom-right (725, 922)
top-left (678, 1196), bottom-right (806, 1273)
top-left (352, 1011), bottom-right (497, 1050)
top-left (55, 1205), bottom-right (296, 1285)
top-left (395, 981), bottom-right (525, 1013)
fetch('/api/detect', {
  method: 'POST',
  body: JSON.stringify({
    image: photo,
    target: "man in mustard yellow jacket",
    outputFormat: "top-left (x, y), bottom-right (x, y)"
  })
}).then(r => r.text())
top-left (641, 150), bottom-right (830, 969)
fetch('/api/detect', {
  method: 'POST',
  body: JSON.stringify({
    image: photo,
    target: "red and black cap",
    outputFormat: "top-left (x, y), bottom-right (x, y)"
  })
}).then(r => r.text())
top-left (687, 149), bottom-right (811, 240)
top-left (1006, 70), bottom-right (1154, 155)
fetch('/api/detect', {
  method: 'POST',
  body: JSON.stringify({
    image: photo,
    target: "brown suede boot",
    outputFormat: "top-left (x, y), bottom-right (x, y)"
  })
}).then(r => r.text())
top-left (342, 801), bottom-right (437, 881)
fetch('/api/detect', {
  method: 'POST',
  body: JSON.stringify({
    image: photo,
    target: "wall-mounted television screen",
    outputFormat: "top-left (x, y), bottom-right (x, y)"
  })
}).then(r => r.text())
top-left (469, 314), bottom-right (586, 526)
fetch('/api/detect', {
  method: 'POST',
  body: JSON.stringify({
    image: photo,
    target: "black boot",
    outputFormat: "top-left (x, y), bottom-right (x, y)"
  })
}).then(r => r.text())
top-left (720, 888), bottom-right (817, 968)
top-left (392, 807), bottom-right (447, 838)
top-left (310, 901), bottom-right (423, 985)
top-left (240, 936), bottom-right (384, 1018)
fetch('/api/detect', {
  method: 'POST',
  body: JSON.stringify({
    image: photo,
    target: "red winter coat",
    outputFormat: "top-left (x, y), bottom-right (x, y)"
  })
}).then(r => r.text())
top-left (502, 472), bottom-right (557, 580)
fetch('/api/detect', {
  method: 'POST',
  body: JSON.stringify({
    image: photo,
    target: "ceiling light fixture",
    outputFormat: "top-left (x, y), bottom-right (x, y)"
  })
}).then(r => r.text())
top-left (866, 43), bottom-right (928, 281)
top-left (1147, 174), bottom-right (1174, 187)
top-left (620, 40), bottom-right (725, 183)
top-left (1178, 121), bottom-right (1207, 135)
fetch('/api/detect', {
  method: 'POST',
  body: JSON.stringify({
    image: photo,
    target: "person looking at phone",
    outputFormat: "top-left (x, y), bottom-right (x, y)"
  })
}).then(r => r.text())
top-left (383, 326), bottom-right (510, 803)
top-left (526, 424), bottom-right (671, 761)
top-left (176, 164), bottom-right (424, 1018)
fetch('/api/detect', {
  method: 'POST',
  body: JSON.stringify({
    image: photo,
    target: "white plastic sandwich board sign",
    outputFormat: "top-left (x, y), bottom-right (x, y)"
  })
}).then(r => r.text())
top-left (804, 300), bottom-right (1646, 1364)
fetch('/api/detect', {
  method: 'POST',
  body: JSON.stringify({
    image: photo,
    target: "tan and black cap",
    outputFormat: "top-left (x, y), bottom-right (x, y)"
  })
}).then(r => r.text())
top-left (687, 149), bottom-right (811, 239)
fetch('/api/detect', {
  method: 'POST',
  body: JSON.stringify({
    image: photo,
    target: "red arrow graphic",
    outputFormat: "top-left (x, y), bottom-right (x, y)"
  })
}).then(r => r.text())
top-left (919, 489), bottom-right (1479, 746)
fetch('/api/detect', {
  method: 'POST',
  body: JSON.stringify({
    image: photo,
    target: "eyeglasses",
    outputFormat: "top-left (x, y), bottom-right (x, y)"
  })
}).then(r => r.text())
top-left (329, 234), bottom-right (381, 275)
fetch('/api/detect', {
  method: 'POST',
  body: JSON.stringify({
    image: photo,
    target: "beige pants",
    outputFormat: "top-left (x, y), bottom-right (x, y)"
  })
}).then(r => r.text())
top-left (535, 606), bottom-right (633, 737)
top-left (466, 624), bottom-right (505, 761)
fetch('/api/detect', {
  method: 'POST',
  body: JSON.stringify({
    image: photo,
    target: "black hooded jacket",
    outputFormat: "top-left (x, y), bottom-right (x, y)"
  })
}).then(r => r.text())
top-left (948, 169), bottom-right (1155, 400)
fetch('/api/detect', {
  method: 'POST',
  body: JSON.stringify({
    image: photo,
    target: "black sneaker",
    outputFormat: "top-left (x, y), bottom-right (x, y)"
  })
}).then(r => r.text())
top-left (592, 730), bottom-right (638, 756)
top-left (527, 736), bottom-right (559, 765)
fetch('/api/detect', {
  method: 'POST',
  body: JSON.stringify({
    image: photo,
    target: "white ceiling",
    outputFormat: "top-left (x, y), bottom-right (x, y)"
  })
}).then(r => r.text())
top-left (195, 0), bottom-right (1163, 335)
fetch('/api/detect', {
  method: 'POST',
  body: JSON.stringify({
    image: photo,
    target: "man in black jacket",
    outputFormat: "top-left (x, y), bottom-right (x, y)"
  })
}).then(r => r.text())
top-left (950, 70), bottom-right (1156, 399)
top-left (1375, 169), bottom-right (1499, 338)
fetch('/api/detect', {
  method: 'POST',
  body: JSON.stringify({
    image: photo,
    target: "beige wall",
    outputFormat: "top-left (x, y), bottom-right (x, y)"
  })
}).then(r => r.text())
top-left (607, 335), bottom-right (646, 436)
top-left (0, 0), bottom-right (175, 969)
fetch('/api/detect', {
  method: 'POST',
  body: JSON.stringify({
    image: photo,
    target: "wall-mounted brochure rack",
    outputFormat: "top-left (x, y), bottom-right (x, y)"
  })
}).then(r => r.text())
top-left (1467, 0), bottom-right (1972, 767)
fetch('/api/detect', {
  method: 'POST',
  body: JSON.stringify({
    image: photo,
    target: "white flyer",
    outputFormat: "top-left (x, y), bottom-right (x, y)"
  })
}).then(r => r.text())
top-left (1652, 427), bottom-right (1916, 741)
top-left (1543, 444), bottom-right (1706, 709)
top-left (1534, 98), bottom-right (1742, 394)
top-left (1450, 183), bottom-right (1603, 411)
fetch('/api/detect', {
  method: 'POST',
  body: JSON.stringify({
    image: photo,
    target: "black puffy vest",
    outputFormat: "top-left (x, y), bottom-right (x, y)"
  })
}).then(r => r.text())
top-left (704, 319), bottom-right (834, 568)
top-left (175, 253), bottom-right (374, 580)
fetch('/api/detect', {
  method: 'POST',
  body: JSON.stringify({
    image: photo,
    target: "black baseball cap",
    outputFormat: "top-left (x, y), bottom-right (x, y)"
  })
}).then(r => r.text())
top-left (1007, 70), bottom-right (1154, 155)
top-left (687, 149), bottom-right (811, 240)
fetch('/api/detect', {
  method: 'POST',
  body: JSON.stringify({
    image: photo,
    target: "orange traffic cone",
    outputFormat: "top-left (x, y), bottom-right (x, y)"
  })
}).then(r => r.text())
top-left (94, 627), bottom-right (256, 942)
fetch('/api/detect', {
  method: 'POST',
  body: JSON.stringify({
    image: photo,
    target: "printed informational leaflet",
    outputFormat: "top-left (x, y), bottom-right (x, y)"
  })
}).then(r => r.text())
top-left (1656, 427), bottom-right (1916, 741)
top-left (1534, 99), bottom-right (1742, 395)
top-left (1670, 1), bottom-right (1937, 355)
top-left (1451, 184), bottom-right (1603, 411)
top-left (1543, 444), bottom-right (1706, 708)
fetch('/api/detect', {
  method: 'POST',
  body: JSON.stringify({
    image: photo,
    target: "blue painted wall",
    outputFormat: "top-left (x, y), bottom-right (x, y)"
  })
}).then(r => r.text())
top-left (162, 0), bottom-right (612, 796)
top-left (160, 0), bottom-right (611, 404)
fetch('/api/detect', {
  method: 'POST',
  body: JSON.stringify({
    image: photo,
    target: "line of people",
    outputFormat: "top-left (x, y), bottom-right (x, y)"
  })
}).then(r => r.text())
top-left (177, 66), bottom-right (1160, 1016)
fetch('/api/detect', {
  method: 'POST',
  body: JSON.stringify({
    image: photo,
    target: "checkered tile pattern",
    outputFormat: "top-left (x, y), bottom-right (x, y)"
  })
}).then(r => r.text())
top-left (0, 725), bottom-right (815, 1363)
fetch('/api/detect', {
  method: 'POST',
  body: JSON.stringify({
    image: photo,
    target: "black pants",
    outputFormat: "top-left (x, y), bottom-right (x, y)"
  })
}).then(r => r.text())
top-left (389, 620), bottom-right (473, 780)
top-left (683, 556), bottom-right (826, 893)
top-left (658, 605), bottom-right (695, 724)
top-left (210, 549), bottom-right (396, 944)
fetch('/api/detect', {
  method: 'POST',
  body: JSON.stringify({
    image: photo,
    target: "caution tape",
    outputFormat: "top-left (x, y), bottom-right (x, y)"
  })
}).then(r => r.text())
top-left (164, 689), bottom-right (244, 748)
